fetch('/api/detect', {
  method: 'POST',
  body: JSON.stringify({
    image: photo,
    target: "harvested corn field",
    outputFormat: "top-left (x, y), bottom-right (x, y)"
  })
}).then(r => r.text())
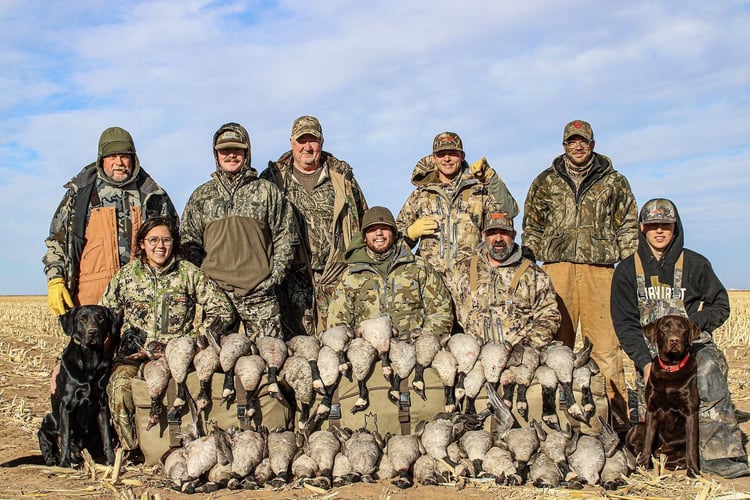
top-left (1, 294), bottom-right (750, 499)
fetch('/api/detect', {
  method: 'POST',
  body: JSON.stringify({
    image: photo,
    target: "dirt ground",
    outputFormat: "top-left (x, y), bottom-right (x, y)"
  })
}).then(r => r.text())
top-left (1, 297), bottom-right (750, 499)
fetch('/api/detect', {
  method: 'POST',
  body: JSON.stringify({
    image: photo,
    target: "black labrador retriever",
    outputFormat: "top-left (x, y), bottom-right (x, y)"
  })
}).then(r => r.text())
top-left (38, 305), bottom-right (122, 467)
top-left (626, 314), bottom-right (700, 476)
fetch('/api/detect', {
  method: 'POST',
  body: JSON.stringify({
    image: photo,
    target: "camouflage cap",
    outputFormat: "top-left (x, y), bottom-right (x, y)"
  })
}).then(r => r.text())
top-left (214, 129), bottom-right (249, 150)
top-left (640, 198), bottom-right (678, 224)
top-left (484, 211), bottom-right (514, 231)
top-left (563, 120), bottom-right (594, 142)
top-left (98, 127), bottom-right (136, 157)
top-left (291, 115), bottom-right (323, 141)
top-left (362, 206), bottom-right (397, 233)
top-left (432, 132), bottom-right (463, 153)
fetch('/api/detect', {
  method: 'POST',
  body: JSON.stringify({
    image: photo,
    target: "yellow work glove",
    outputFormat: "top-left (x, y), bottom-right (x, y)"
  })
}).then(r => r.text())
top-left (47, 277), bottom-right (73, 316)
top-left (407, 216), bottom-right (439, 240)
top-left (469, 156), bottom-right (490, 180)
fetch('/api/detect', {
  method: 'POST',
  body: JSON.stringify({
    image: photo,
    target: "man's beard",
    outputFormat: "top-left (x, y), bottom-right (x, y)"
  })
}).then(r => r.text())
top-left (488, 241), bottom-right (513, 262)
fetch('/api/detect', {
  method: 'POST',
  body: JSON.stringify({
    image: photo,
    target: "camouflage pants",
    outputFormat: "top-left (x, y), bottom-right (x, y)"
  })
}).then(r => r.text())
top-left (106, 364), bottom-right (139, 451)
top-left (635, 334), bottom-right (745, 461)
top-left (227, 289), bottom-right (282, 340)
top-left (277, 264), bottom-right (338, 339)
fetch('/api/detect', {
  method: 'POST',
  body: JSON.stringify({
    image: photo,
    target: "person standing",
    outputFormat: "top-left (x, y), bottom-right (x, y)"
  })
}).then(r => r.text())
top-left (43, 126), bottom-right (176, 316)
top-left (181, 122), bottom-right (294, 339)
top-left (396, 131), bottom-right (518, 279)
top-left (522, 120), bottom-right (637, 433)
top-left (611, 198), bottom-right (749, 478)
top-left (261, 116), bottom-right (367, 337)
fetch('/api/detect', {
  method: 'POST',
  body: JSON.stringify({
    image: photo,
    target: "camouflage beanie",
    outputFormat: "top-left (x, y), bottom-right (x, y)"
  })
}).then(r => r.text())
top-left (98, 127), bottom-right (136, 157)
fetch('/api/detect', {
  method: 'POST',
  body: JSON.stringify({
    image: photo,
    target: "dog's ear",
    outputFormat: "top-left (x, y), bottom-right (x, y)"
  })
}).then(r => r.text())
top-left (642, 320), bottom-right (659, 344)
top-left (58, 307), bottom-right (79, 337)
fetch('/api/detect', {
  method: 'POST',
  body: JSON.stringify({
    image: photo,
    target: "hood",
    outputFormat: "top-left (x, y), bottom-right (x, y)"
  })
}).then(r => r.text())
top-left (95, 126), bottom-right (142, 187)
top-left (213, 122), bottom-right (253, 175)
top-left (409, 154), bottom-right (474, 187)
top-left (270, 150), bottom-right (352, 176)
top-left (552, 152), bottom-right (614, 180)
top-left (636, 198), bottom-right (684, 266)
top-left (477, 241), bottom-right (523, 267)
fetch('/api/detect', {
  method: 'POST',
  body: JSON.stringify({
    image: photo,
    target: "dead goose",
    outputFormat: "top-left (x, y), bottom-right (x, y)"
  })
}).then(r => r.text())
top-left (291, 453), bottom-right (318, 482)
top-left (234, 354), bottom-right (267, 422)
top-left (162, 447), bottom-right (189, 490)
top-left (308, 344), bottom-right (342, 429)
top-left (267, 430), bottom-right (303, 488)
top-left (357, 316), bottom-right (393, 380)
top-left (459, 429), bottom-right (493, 476)
top-left (462, 359), bottom-right (486, 415)
top-left (332, 452), bottom-right (355, 487)
top-left (528, 449), bottom-right (563, 488)
top-left (418, 417), bottom-right (455, 466)
top-left (479, 341), bottom-right (511, 389)
top-left (540, 341), bottom-right (587, 425)
top-left (531, 419), bottom-right (573, 481)
top-left (385, 434), bottom-right (423, 489)
top-left (181, 434), bottom-right (219, 493)
top-left (140, 348), bottom-right (170, 431)
top-left (447, 333), bottom-right (481, 405)
top-left (225, 426), bottom-right (267, 489)
top-left (219, 333), bottom-right (253, 402)
top-left (601, 446), bottom-right (636, 490)
top-left (256, 336), bottom-right (288, 400)
top-left (413, 454), bottom-right (441, 486)
top-left (388, 338), bottom-right (416, 404)
top-left (565, 427), bottom-right (606, 487)
top-left (321, 325), bottom-right (352, 380)
top-left (501, 343), bottom-right (540, 421)
top-left (305, 430), bottom-right (341, 489)
top-left (193, 344), bottom-right (220, 413)
top-left (481, 445), bottom-right (520, 485)
top-left (412, 330), bottom-right (441, 400)
top-left (431, 349), bottom-right (458, 412)
top-left (280, 355), bottom-right (314, 429)
top-left (164, 337), bottom-right (196, 419)
top-left (572, 339), bottom-right (599, 423)
top-left (335, 427), bottom-right (382, 484)
top-left (287, 335), bottom-right (322, 393)
top-left (346, 337), bottom-right (377, 413)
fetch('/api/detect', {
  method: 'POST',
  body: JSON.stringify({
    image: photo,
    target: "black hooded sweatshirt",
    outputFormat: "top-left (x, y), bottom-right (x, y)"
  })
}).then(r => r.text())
top-left (610, 202), bottom-right (730, 373)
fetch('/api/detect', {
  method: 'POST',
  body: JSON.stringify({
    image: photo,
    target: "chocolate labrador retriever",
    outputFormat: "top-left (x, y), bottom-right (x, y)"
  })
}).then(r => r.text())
top-left (38, 305), bottom-right (122, 467)
top-left (626, 314), bottom-right (701, 476)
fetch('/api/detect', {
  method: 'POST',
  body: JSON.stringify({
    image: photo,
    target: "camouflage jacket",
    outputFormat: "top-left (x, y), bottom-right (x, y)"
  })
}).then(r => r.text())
top-left (445, 243), bottom-right (560, 348)
top-left (327, 234), bottom-right (453, 338)
top-left (43, 161), bottom-right (176, 293)
top-left (261, 151), bottom-right (367, 283)
top-left (522, 153), bottom-right (638, 265)
top-left (181, 165), bottom-right (294, 296)
top-left (100, 257), bottom-right (235, 342)
top-left (396, 155), bottom-right (518, 277)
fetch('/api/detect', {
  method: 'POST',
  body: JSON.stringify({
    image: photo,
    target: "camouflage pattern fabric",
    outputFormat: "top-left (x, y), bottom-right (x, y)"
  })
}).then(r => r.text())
top-left (262, 151), bottom-right (367, 336)
top-left (327, 236), bottom-right (453, 338)
top-left (43, 163), bottom-right (176, 289)
top-left (445, 243), bottom-right (560, 348)
top-left (181, 128), bottom-right (294, 336)
top-left (226, 289), bottom-right (282, 340)
top-left (396, 155), bottom-right (517, 277)
top-left (107, 364), bottom-right (139, 450)
top-left (522, 152), bottom-right (638, 265)
top-left (99, 257), bottom-right (235, 342)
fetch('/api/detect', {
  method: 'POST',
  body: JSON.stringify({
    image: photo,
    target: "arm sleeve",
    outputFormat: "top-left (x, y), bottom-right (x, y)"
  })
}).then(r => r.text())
top-left (396, 191), bottom-right (420, 248)
top-left (523, 268), bottom-right (561, 349)
top-left (484, 169), bottom-right (519, 217)
top-left (613, 176), bottom-right (639, 261)
top-left (191, 266), bottom-right (236, 333)
top-left (688, 254), bottom-right (730, 333)
top-left (326, 274), bottom-right (356, 329)
top-left (180, 193), bottom-right (206, 267)
top-left (43, 191), bottom-right (73, 281)
top-left (420, 262), bottom-right (454, 336)
top-left (521, 175), bottom-right (546, 260)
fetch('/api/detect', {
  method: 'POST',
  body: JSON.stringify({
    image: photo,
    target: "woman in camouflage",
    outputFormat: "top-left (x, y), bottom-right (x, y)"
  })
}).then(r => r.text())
top-left (100, 216), bottom-right (234, 455)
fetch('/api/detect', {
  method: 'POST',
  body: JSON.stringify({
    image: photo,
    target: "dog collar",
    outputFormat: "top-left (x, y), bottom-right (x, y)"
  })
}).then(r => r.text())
top-left (658, 353), bottom-right (690, 372)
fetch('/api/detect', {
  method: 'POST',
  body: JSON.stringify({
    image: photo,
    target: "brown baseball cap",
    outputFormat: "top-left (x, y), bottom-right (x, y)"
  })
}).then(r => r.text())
top-left (563, 120), bottom-right (594, 142)
top-left (291, 115), bottom-right (323, 141)
top-left (484, 211), bottom-right (514, 231)
top-left (432, 132), bottom-right (463, 153)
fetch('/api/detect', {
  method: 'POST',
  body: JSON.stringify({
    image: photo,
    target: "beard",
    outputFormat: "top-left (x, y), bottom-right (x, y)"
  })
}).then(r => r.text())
top-left (488, 241), bottom-right (513, 262)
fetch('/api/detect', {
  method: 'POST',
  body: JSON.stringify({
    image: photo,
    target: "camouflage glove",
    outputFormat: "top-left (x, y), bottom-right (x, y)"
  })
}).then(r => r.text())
top-left (47, 277), bottom-right (73, 316)
top-left (469, 156), bottom-right (495, 182)
top-left (407, 216), bottom-right (439, 240)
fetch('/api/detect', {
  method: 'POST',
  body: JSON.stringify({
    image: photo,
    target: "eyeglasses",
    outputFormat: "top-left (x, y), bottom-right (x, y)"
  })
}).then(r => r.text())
top-left (563, 139), bottom-right (592, 149)
top-left (145, 237), bottom-right (174, 246)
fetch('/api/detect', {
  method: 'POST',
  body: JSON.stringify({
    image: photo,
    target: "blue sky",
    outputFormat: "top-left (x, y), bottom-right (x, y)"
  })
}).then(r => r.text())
top-left (1, 0), bottom-right (749, 294)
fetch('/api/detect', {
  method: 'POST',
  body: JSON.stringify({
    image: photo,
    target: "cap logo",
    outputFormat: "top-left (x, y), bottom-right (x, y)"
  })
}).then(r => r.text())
top-left (573, 121), bottom-right (582, 129)
top-left (220, 131), bottom-right (241, 141)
